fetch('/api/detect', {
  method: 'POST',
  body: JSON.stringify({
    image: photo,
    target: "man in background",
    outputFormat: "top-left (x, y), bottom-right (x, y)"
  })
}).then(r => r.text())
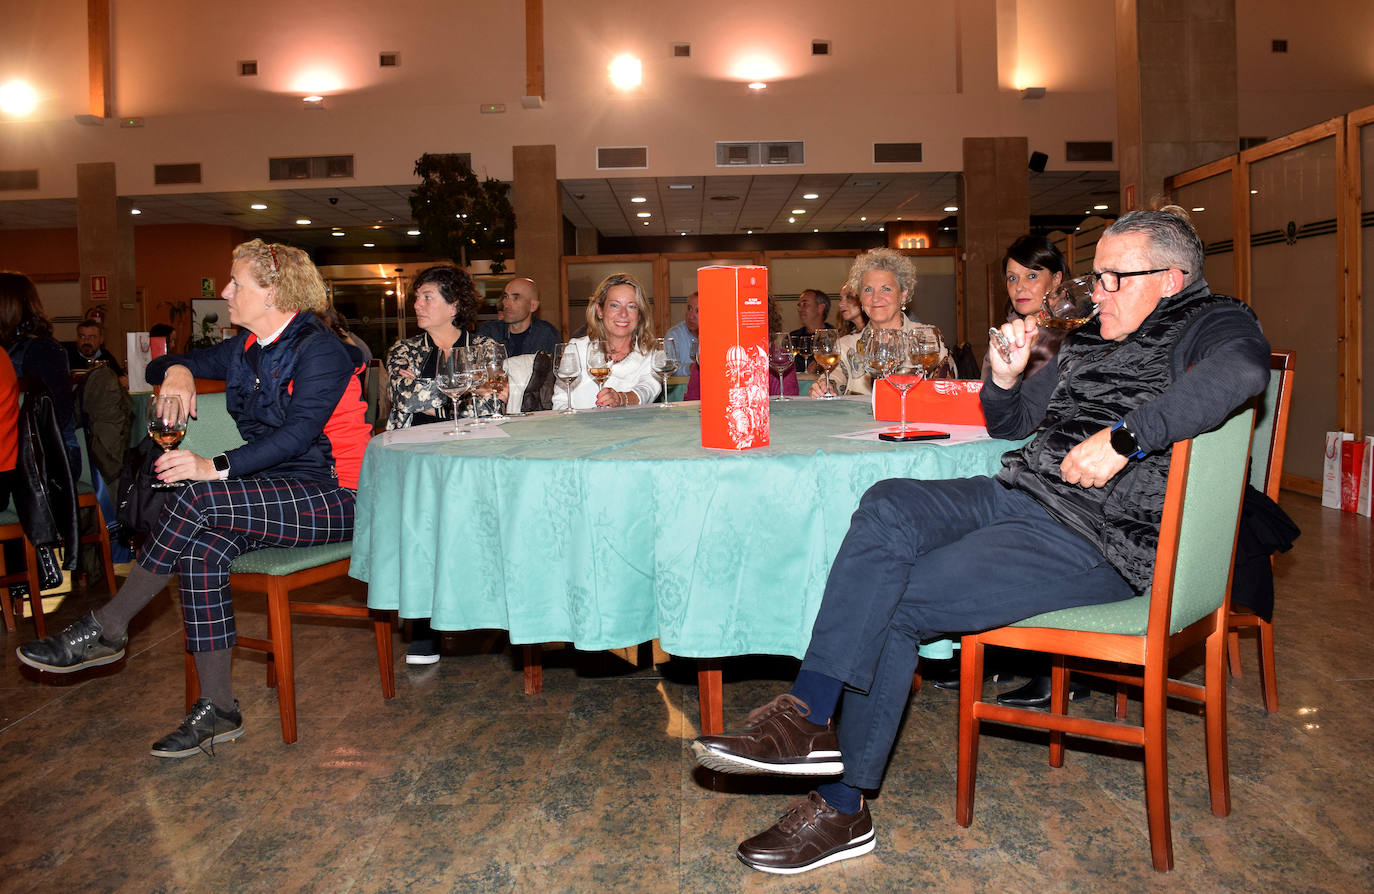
top-left (67, 318), bottom-right (126, 382)
top-left (664, 291), bottom-right (698, 375)
top-left (477, 277), bottom-right (560, 357)
top-left (790, 289), bottom-right (830, 373)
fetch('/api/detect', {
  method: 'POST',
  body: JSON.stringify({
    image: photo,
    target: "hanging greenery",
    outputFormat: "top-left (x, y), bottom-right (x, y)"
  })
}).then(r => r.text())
top-left (409, 153), bottom-right (515, 274)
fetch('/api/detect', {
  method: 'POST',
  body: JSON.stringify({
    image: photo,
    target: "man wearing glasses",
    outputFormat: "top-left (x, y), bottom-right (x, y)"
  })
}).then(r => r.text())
top-left (690, 208), bottom-right (1271, 875)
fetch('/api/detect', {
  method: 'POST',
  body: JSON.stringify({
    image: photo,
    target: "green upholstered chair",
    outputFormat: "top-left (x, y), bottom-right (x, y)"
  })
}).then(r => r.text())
top-left (955, 406), bottom-right (1256, 872)
top-left (176, 391), bottom-right (395, 745)
top-left (1225, 351), bottom-right (1295, 712)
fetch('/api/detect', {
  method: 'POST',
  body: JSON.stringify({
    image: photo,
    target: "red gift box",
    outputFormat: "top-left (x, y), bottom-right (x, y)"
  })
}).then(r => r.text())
top-left (872, 377), bottom-right (987, 426)
top-left (698, 265), bottom-right (770, 450)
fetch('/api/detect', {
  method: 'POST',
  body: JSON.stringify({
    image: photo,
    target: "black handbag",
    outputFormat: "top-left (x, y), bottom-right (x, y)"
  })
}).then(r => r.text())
top-left (116, 436), bottom-right (175, 536)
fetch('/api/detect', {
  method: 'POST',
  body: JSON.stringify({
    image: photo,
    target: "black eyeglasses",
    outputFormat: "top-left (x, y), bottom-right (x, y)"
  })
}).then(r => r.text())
top-left (1090, 268), bottom-right (1185, 292)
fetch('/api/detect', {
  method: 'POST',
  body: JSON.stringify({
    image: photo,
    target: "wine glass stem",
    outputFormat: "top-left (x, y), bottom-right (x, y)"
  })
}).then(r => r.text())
top-left (898, 381), bottom-right (908, 433)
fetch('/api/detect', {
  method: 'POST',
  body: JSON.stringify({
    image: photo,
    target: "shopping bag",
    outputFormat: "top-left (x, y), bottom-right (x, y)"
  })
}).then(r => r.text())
top-left (1357, 437), bottom-right (1373, 518)
top-left (1341, 439), bottom-right (1364, 513)
top-left (1323, 431), bottom-right (1352, 509)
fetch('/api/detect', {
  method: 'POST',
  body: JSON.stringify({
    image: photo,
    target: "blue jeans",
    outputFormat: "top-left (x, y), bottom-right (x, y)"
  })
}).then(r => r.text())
top-left (800, 476), bottom-right (1135, 790)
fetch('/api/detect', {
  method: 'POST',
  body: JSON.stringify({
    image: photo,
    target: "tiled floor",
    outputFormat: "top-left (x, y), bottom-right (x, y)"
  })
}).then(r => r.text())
top-left (1, 493), bottom-right (1370, 892)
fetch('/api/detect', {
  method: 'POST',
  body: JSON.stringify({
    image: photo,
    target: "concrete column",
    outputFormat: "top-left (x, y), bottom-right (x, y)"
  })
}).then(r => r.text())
top-left (1116, 0), bottom-right (1238, 209)
top-left (76, 162), bottom-right (135, 363)
top-left (960, 136), bottom-right (1030, 354)
top-left (512, 144), bottom-right (563, 336)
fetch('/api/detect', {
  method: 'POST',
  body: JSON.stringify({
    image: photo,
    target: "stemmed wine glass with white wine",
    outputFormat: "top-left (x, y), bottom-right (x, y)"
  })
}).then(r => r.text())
top-left (436, 347), bottom-right (472, 436)
top-left (651, 337), bottom-right (678, 408)
top-left (587, 340), bottom-right (613, 407)
top-left (989, 275), bottom-right (1099, 364)
top-left (553, 342), bottom-right (581, 414)
top-left (483, 343), bottom-right (509, 422)
top-left (147, 393), bottom-right (190, 489)
top-left (811, 329), bottom-right (841, 399)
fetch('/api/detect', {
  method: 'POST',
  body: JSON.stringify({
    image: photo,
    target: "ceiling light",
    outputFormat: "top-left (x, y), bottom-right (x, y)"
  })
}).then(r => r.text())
top-left (680, 231), bottom-right (688, 236)
top-left (1191, 206), bottom-right (1205, 212)
top-left (302, 95), bottom-right (325, 109)
top-left (813, 228), bottom-right (819, 233)
top-left (130, 208), bottom-right (141, 215)
top-left (878, 226), bottom-right (885, 232)
top-left (642, 221), bottom-right (650, 226)
top-left (748, 82), bottom-right (767, 91)
top-left (363, 242), bottom-right (375, 248)
top-left (896, 216), bottom-right (902, 220)
top-left (250, 203), bottom-right (268, 211)
top-left (636, 212), bottom-right (651, 218)
top-left (860, 216), bottom-right (867, 222)
top-left (609, 55), bottom-right (642, 90)
top-left (791, 209), bottom-right (806, 215)
top-left (295, 218), bottom-right (312, 225)
top-left (746, 229), bottom-right (753, 235)
top-left (802, 193), bottom-right (819, 200)
top-left (943, 205), bottom-right (958, 212)
top-left (631, 196), bottom-right (647, 203)
top-left (1250, 189), bottom-right (1259, 195)
top-left (406, 229), bottom-right (420, 236)
top-left (0, 80), bottom-right (38, 117)
top-left (1093, 204), bottom-right (1109, 211)
top-left (331, 231), bottom-right (345, 237)
top-left (788, 217), bottom-right (796, 223)
top-left (668, 183), bottom-right (693, 189)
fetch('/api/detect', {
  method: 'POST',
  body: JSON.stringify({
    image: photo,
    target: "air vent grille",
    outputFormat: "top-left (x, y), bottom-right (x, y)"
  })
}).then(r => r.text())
top-left (1065, 141), bottom-right (1113, 163)
top-left (873, 142), bottom-right (923, 164)
top-left (0, 169), bottom-right (39, 191)
top-left (268, 155), bottom-right (355, 181)
top-left (715, 141), bottom-right (804, 167)
top-left (597, 146), bottom-right (648, 169)
top-left (154, 163), bottom-right (202, 185)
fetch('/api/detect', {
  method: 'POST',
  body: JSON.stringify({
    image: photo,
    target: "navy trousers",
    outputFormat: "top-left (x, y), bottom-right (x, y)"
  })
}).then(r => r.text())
top-left (800, 476), bottom-right (1135, 790)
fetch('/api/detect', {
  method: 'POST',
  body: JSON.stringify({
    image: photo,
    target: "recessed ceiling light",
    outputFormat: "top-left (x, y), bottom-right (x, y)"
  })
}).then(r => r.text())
top-left (813, 228), bottom-right (819, 233)
top-left (130, 208), bottom-right (141, 215)
top-left (250, 203), bottom-right (267, 211)
top-left (896, 216), bottom-right (902, 221)
top-left (791, 209), bottom-right (805, 214)
top-left (636, 212), bottom-right (651, 218)
top-left (407, 229), bottom-right (420, 236)
top-left (680, 231), bottom-right (687, 235)
top-left (860, 216), bottom-right (867, 222)
top-left (748, 82), bottom-right (767, 91)
top-left (331, 230), bottom-right (345, 237)
top-left (1093, 203), bottom-right (1109, 211)
top-left (788, 216), bottom-right (796, 223)
top-left (631, 196), bottom-right (647, 203)
top-left (878, 226), bottom-right (885, 232)
top-left (746, 229), bottom-right (753, 234)
top-left (1250, 189), bottom-right (1259, 195)
top-left (1191, 206), bottom-right (1205, 212)
top-left (943, 205), bottom-right (958, 212)
top-left (802, 193), bottom-right (819, 200)
top-left (296, 218), bottom-right (311, 225)
top-left (363, 242), bottom-right (375, 248)
top-left (642, 221), bottom-right (650, 226)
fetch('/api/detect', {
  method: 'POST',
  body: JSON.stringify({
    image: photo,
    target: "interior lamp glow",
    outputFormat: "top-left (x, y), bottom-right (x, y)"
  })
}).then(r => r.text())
top-left (609, 55), bottom-right (642, 90)
top-left (0, 80), bottom-right (38, 117)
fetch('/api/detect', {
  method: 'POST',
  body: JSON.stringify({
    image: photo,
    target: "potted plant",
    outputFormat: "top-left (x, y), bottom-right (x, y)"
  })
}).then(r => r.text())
top-left (409, 153), bottom-right (515, 274)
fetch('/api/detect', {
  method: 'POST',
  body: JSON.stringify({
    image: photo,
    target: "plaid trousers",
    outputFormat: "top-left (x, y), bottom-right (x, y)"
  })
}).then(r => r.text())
top-left (137, 477), bottom-right (356, 652)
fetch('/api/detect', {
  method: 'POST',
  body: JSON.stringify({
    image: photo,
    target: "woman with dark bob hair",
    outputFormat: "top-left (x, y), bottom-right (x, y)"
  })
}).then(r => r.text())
top-left (18, 240), bottom-right (372, 758)
top-left (385, 265), bottom-right (498, 431)
top-left (0, 271), bottom-right (78, 471)
top-left (981, 234), bottom-right (1071, 378)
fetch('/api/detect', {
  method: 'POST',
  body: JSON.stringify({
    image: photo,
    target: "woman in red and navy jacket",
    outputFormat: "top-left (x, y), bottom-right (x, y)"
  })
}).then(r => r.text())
top-left (19, 239), bottom-right (372, 759)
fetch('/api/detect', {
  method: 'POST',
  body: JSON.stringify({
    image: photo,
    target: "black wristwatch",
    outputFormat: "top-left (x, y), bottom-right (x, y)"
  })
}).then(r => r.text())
top-left (1109, 420), bottom-right (1146, 460)
top-left (212, 453), bottom-right (231, 477)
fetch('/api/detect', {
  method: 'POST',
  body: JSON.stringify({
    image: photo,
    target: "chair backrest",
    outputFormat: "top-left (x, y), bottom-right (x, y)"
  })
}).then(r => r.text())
top-left (179, 392), bottom-right (247, 456)
top-left (1248, 351), bottom-right (1296, 500)
top-left (505, 352), bottom-right (535, 409)
top-left (1149, 407), bottom-right (1256, 637)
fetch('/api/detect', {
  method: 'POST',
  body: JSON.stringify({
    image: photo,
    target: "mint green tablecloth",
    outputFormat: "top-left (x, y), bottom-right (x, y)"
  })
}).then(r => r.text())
top-left (350, 399), bottom-right (1019, 660)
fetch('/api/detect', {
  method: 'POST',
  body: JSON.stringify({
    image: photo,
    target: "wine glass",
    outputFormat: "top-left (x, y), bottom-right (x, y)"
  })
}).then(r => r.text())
top-left (147, 393), bottom-right (189, 490)
top-left (811, 329), bottom-right (841, 399)
top-left (907, 328), bottom-right (943, 377)
top-left (436, 347), bottom-right (471, 436)
top-left (454, 346), bottom-right (485, 427)
top-left (651, 337), bottom-right (679, 408)
top-left (866, 329), bottom-right (920, 436)
top-left (553, 342), bottom-right (581, 414)
top-left (586, 341), bottom-right (613, 407)
top-left (767, 332), bottom-right (795, 400)
top-left (989, 275), bottom-right (1099, 363)
top-left (483, 343), bottom-right (509, 422)
top-left (792, 333), bottom-right (812, 376)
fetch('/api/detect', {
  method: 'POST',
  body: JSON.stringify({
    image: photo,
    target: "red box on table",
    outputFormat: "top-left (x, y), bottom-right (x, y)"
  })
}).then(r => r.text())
top-left (872, 378), bottom-right (987, 426)
top-left (697, 266), bottom-right (770, 450)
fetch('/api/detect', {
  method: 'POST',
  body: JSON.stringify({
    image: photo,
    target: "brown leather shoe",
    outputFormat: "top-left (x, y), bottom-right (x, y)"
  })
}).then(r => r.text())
top-left (737, 791), bottom-right (875, 874)
top-left (691, 693), bottom-right (843, 776)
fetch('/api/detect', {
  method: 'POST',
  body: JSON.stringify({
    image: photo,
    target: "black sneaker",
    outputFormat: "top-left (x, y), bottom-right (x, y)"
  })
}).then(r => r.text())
top-left (16, 611), bottom-right (127, 673)
top-left (405, 639), bottom-right (440, 666)
top-left (150, 698), bottom-right (244, 759)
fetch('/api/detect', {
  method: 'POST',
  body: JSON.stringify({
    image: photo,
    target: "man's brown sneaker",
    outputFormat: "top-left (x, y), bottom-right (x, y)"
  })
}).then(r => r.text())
top-left (737, 791), bottom-right (875, 874)
top-left (691, 693), bottom-right (843, 776)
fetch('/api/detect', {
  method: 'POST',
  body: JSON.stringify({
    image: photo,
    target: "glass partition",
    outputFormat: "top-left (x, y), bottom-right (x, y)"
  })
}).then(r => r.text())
top-left (1248, 137), bottom-right (1341, 480)
top-left (666, 258), bottom-right (753, 329)
top-left (565, 260), bottom-right (655, 335)
top-left (1172, 173), bottom-right (1236, 297)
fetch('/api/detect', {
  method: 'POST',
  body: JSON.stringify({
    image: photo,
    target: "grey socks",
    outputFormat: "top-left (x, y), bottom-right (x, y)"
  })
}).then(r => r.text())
top-left (93, 563), bottom-right (173, 640)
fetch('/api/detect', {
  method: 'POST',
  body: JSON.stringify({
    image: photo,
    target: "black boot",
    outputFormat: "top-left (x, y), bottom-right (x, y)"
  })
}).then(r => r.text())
top-left (923, 657), bottom-right (1000, 692)
top-left (996, 673), bottom-right (1091, 708)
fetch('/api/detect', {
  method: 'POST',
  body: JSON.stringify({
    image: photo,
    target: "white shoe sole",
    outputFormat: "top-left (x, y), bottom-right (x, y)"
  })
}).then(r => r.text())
top-left (739, 829), bottom-right (876, 874)
top-left (405, 652), bottom-right (440, 666)
top-left (691, 741), bottom-right (844, 776)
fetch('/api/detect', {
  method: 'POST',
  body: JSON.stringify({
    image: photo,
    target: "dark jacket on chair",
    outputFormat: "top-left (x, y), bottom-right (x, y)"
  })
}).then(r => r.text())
top-left (14, 380), bottom-right (80, 570)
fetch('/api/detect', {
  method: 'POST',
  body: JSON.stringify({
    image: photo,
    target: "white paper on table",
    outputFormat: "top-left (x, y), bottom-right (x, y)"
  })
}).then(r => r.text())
top-left (831, 423), bottom-right (992, 445)
top-left (382, 424), bottom-right (512, 446)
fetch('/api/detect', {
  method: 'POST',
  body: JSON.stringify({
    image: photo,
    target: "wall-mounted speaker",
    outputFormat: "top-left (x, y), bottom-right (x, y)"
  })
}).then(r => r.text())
top-left (1028, 151), bottom-right (1048, 173)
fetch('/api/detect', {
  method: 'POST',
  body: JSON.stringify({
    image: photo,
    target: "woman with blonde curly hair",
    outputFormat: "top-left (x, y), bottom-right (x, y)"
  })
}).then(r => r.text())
top-left (19, 239), bottom-right (372, 759)
top-left (810, 248), bottom-right (948, 397)
top-left (553, 272), bottom-right (662, 410)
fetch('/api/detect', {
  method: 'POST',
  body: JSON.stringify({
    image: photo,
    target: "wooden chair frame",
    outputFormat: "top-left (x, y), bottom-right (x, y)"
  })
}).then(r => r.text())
top-left (0, 521), bottom-right (46, 636)
top-left (956, 412), bottom-right (1253, 872)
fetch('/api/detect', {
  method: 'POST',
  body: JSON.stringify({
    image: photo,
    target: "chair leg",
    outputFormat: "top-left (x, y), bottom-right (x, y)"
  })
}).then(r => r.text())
top-left (955, 637), bottom-right (984, 827)
top-left (1204, 622), bottom-right (1232, 818)
top-left (522, 644), bottom-right (543, 695)
top-left (373, 612), bottom-right (395, 698)
top-left (698, 659), bottom-right (723, 735)
top-left (265, 581), bottom-right (297, 745)
top-left (1115, 682), bottom-right (1129, 720)
top-left (1142, 654), bottom-right (1174, 872)
top-left (20, 537), bottom-right (45, 638)
top-left (1226, 628), bottom-right (1243, 677)
top-left (1257, 618), bottom-right (1278, 713)
top-left (0, 546), bottom-right (16, 633)
top-left (1049, 656), bottom-right (1067, 768)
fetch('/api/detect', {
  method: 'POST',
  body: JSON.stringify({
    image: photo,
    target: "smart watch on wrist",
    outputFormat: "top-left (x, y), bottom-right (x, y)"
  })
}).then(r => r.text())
top-left (1110, 420), bottom-right (1146, 460)
top-left (213, 453), bottom-right (231, 479)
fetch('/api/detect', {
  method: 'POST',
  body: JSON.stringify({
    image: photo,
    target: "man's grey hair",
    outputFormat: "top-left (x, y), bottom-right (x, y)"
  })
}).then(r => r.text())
top-left (1103, 207), bottom-right (1205, 286)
